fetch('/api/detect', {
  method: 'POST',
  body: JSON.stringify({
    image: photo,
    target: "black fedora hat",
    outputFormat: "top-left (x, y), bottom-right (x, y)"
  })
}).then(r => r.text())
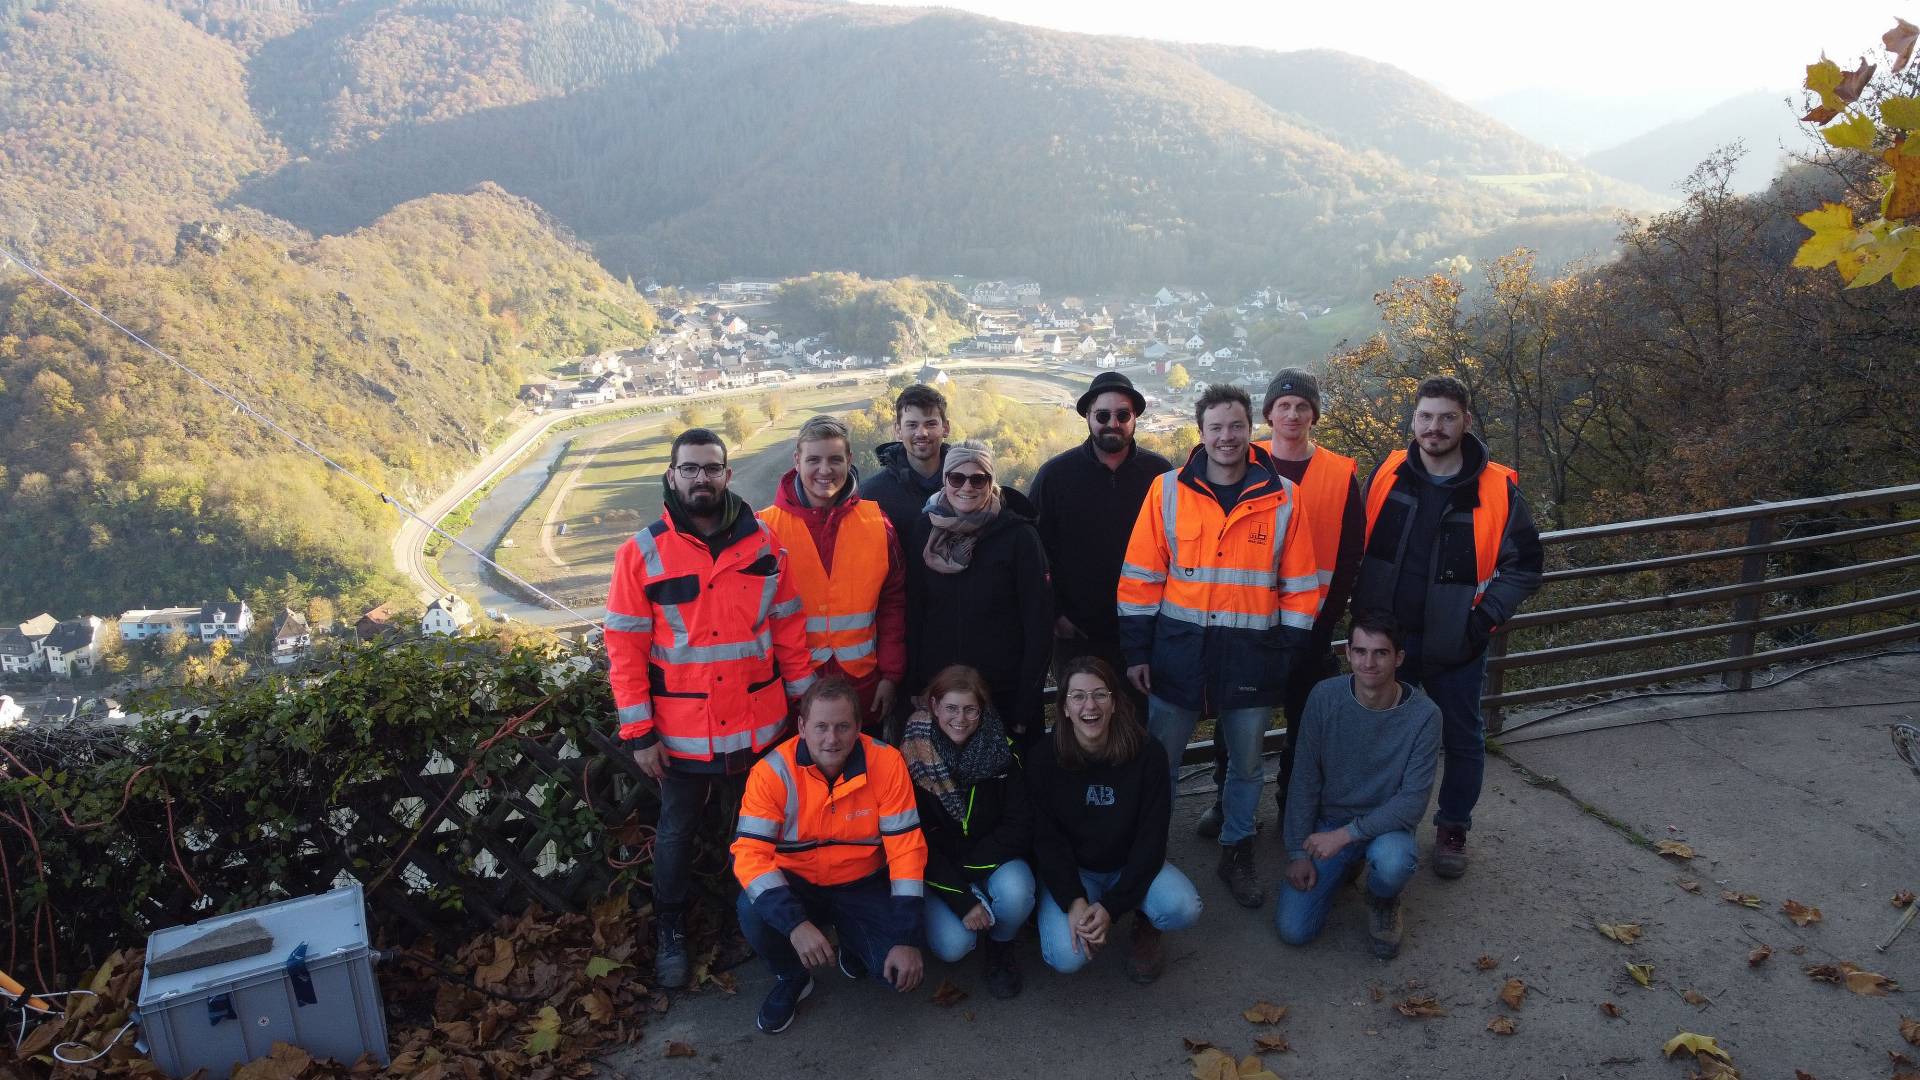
top-left (1076, 371), bottom-right (1147, 416)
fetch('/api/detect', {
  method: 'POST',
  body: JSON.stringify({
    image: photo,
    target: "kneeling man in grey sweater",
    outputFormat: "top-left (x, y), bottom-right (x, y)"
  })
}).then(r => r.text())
top-left (1277, 611), bottom-right (1440, 958)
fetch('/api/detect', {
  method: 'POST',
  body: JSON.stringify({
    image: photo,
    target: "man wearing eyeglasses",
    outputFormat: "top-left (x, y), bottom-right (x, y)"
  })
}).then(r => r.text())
top-left (605, 428), bottom-right (818, 992)
top-left (1030, 372), bottom-right (1171, 717)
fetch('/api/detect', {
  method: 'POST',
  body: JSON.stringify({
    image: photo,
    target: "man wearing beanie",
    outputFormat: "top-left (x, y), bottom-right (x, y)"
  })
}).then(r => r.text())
top-left (1029, 372), bottom-right (1171, 715)
top-left (1197, 369), bottom-right (1364, 840)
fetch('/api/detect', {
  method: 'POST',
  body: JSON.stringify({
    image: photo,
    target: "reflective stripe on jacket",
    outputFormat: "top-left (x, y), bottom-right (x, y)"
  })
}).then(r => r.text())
top-left (1116, 443), bottom-right (1321, 711)
top-left (732, 734), bottom-right (930, 937)
top-left (759, 499), bottom-right (890, 679)
top-left (605, 513), bottom-right (816, 765)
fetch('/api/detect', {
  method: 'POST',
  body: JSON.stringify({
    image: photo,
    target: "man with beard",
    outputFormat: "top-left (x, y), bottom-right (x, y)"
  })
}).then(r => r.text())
top-left (1351, 376), bottom-right (1542, 880)
top-left (860, 384), bottom-right (952, 542)
top-left (1119, 385), bottom-right (1323, 910)
top-left (604, 428), bottom-right (817, 991)
top-left (758, 415), bottom-right (908, 735)
top-left (1030, 372), bottom-right (1170, 716)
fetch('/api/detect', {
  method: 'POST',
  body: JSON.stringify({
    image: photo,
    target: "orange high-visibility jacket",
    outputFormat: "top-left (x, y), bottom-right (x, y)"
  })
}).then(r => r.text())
top-left (1286, 445), bottom-right (1359, 593)
top-left (1117, 443), bottom-right (1322, 711)
top-left (758, 498), bottom-right (891, 680)
top-left (605, 508), bottom-right (816, 769)
top-left (732, 733), bottom-right (929, 936)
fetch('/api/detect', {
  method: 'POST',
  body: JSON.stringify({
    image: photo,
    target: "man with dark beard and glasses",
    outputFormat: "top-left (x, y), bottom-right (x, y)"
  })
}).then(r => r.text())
top-left (604, 428), bottom-right (817, 991)
top-left (1029, 372), bottom-right (1170, 717)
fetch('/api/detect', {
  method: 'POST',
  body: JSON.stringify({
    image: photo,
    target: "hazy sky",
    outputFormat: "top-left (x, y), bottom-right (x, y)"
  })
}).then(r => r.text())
top-left (851, 0), bottom-right (1899, 101)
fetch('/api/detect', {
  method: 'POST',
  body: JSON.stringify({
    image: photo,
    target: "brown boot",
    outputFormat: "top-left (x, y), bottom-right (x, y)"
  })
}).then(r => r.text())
top-left (1367, 894), bottom-right (1404, 959)
top-left (1125, 912), bottom-right (1165, 984)
top-left (1433, 824), bottom-right (1469, 879)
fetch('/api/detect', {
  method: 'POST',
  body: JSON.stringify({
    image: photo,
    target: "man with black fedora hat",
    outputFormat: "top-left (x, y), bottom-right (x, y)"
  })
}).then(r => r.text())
top-left (1029, 371), bottom-right (1171, 718)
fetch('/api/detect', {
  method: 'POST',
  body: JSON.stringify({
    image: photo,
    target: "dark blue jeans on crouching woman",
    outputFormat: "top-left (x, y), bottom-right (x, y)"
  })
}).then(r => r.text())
top-left (1396, 632), bottom-right (1490, 830)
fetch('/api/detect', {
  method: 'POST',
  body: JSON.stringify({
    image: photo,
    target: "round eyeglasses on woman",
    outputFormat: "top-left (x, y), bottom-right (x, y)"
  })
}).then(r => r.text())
top-left (1062, 688), bottom-right (1113, 706)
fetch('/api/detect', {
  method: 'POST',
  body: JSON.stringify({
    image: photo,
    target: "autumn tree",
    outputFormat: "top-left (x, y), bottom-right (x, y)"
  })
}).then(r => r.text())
top-left (722, 403), bottom-right (752, 446)
top-left (1166, 363), bottom-right (1191, 391)
top-left (761, 390), bottom-right (788, 423)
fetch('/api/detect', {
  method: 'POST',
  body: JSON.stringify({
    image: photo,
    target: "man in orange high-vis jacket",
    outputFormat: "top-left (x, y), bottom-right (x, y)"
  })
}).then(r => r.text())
top-left (1352, 376), bottom-right (1542, 882)
top-left (605, 428), bottom-right (816, 993)
top-left (1200, 369), bottom-right (1364, 839)
top-left (732, 677), bottom-right (929, 1034)
top-left (758, 416), bottom-right (908, 736)
top-left (1118, 384), bottom-right (1321, 913)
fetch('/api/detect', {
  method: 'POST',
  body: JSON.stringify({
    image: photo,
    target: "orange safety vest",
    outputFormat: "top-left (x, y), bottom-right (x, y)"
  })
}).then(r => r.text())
top-left (758, 500), bottom-right (889, 679)
top-left (1362, 449), bottom-right (1515, 606)
top-left (1275, 443), bottom-right (1357, 592)
top-left (732, 734), bottom-right (928, 902)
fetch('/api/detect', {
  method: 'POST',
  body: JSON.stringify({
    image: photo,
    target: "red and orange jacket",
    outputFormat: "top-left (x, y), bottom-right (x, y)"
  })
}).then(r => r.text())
top-left (756, 469), bottom-right (907, 688)
top-left (731, 734), bottom-right (929, 940)
top-left (605, 496), bottom-right (816, 773)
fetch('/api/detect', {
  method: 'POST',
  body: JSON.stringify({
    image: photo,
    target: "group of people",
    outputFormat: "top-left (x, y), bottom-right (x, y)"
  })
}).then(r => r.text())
top-left (603, 368), bottom-right (1544, 1033)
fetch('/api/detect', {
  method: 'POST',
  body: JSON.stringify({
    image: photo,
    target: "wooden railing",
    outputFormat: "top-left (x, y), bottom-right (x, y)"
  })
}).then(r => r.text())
top-left (1483, 482), bottom-right (1920, 730)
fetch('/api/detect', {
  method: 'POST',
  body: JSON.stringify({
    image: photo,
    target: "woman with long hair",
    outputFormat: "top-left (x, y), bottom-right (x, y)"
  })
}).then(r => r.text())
top-left (899, 664), bottom-right (1035, 998)
top-left (1025, 656), bottom-right (1201, 982)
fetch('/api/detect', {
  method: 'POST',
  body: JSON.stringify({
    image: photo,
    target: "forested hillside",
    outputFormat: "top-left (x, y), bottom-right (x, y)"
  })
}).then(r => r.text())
top-left (0, 185), bottom-right (655, 615)
top-left (776, 273), bottom-right (972, 358)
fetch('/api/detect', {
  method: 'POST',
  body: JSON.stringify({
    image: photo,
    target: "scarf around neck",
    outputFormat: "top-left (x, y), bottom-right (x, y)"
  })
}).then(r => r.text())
top-left (922, 487), bottom-right (1002, 574)
top-left (902, 706), bottom-right (1014, 822)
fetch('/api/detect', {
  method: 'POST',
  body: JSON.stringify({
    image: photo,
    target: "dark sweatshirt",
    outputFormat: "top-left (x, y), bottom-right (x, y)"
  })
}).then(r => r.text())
top-left (860, 440), bottom-right (950, 542)
top-left (1025, 736), bottom-right (1171, 918)
top-left (1282, 676), bottom-right (1441, 862)
top-left (913, 751), bottom-right (1034, 918)
top-left (1029, 438), bottom-right (1172, 645)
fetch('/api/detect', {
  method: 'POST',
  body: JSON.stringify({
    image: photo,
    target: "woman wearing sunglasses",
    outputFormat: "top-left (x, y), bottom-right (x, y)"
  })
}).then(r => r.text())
top-left (900, 664), bottom-right (1035, 999)
top-left (903, 440), bottom-right (1054, 748)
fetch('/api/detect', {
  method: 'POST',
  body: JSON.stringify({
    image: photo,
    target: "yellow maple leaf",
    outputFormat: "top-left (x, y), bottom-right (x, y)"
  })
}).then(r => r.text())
top-left (1190, 1048), bottom-right (1238, 1080)
top-left (1597, 922), bottom-right (1643, 944)
top-left (1241, 1001), bottom-right (1289, 1024)
top-left (1664, 1032), bottom-right (1733, 1062)
top-left (1794, 203), bottom-right (1859, 277)
top-left (1824, 112), bottom-right (1880, 152)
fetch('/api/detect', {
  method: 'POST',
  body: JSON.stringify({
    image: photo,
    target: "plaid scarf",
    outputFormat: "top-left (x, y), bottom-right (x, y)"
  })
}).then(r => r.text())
top-left (902, 706), bottom-right (1013, 822)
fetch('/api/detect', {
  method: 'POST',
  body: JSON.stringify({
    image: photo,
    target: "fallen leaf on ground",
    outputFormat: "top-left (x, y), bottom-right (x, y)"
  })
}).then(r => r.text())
top-left (232, 1042), bottom-right (313, 1080)
top-left (664, 1041), bottom-right (696, 1058)
top-left (1898, 890), bottom-right (1918, 908)
top-left (1748, 944), bottom-right (1772, 966)
top-left (579, 990), bottom-right (614, 1024)
top-left (1600, 1001), bottom-right (1622, 1018)
top-left (1499, 978), bottom-right (1527, 1010)
top-left (1253, 1033), bottom-right (1290, 1052)
top-left (1396, 995), bottom-right (1446, 1018)
top-left (583, 955), bottom-right (627, 979)
top-left (1487, 1015), bottom-right (1517, 1035)
top-left (1692, 1056), bottom-right (1742, 1080)
top-left (1368, 984), bottom-right (1385, 1002)
top-left (1721, 891), bottom-right (1763, 909)
top-left (1242, 1001), bottom-right (1289, 1024)
top-left (1894, 1048), bottom-right (1916, 1066)
top-left (1781, 900), bottom-right (1822, 927)
top-left (1902, 1015), bottom-right (1920, 1045)
top-left (1183, 1037), bottom-right (1214, 1053)
top-left (930, 979), bottom-right (968, 1007)
top-left (1806, 963), bottom-right (1844, 982)
top-left (1598, 922), bottom-right (1643, 944)
top-left (1663, 1032), bottom-right (1733, 1062)
top-left (1188, 1048), bottom-right (1280, 1080)
top-left (522, 1006), bottom-right (561, 1058)
top-left (1682, 989), bottom-right (1711, 1006)
top-left (1656, 840), bottom-right (1696, 860)
top-left (1678, 879), bottom-right (1702, 893)
top-left (1795, 1071), bottom-right (1815, 1080)
top-left (1475, 954), bottom-right (1499, 971)
top-left (1845, 969), bottom-right (1898, 996)
top-left (475, 937), bottom-right (515, 987)
top-left (1627, 963), bottom-right (1655, 987)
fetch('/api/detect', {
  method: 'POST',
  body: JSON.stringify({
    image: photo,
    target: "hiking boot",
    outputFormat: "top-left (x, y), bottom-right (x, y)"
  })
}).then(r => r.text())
top-left (1124, 913), bottom-right (1165, 984)
top-left (1196, 801), bottom-right (1224, 839)
top-left (755, 974), bottom-right (813, 1034)
top-left (1216, 839), bottom-right (1266, 908)
top-left (1367, 894), bottom-right (1405, 960)
top-left (654, 914), bottom-right (689, 990)
top-left (983, 937), bottom-right (1023, 1000)
top-left (1434, 824), bottom-right (1469, 879)
top-left (836, 944), bottom-right (869, 981)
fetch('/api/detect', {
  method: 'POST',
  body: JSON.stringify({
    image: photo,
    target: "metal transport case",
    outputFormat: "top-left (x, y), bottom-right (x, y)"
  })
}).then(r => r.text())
top-left (136, 883), bottom-right (389, 1078)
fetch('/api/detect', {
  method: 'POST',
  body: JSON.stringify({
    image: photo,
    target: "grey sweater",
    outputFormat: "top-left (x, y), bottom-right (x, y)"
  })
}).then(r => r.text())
top-left (1282, 675), bottom-right (1441, 861)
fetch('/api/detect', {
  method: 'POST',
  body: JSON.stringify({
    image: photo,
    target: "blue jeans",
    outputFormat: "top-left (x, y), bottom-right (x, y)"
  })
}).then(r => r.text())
top-left (1036, 863), bottom-right (1203, 974)
top-left (923, 860), bottom-right (1037, 963)
top-left (1398, 634), bottom-right (1489, 830)
top-left (1274, 824), bottom-right (1418, 945)
top-left (1146, 697), bottom-right (1270, 844)
top-left (735, 874), bottom-right (904, 982)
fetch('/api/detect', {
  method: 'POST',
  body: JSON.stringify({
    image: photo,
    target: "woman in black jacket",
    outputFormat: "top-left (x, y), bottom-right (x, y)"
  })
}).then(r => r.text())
top-left (1027, 656), bottom-right (1202, 984)
top-left (904, 440), bottom-right (1053, 745)
top-left (901, 664), bottom-right (1035, 999)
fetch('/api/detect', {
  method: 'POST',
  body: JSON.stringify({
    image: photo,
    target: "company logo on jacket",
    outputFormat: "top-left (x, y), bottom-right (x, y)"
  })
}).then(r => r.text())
top-left (1085, 784), bottom-right (1116, 806)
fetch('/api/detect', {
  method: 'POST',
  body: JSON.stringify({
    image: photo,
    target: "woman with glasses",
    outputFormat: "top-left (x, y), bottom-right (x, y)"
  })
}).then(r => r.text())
top-left (900, 664), bottom-right (1035, 998)
top-left (1027, 656), bottom-right (1202, 983)
top-left (903, 439), bottom-right (1054, 747)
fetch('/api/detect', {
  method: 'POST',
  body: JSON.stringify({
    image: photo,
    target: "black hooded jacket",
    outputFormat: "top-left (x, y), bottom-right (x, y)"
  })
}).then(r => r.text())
top-left (860, 440), bottom-right (951, 541)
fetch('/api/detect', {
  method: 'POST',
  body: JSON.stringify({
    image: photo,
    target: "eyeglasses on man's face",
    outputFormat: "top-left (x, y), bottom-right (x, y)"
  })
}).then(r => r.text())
top-left (944, 471), bottom-right (992, 490)
top-left (1063, 689), bottom-right (1113, 705)
top-left (1091, 409), bottom-right (1133, 425)
top-left (673, 463), bottom-right (727, 479)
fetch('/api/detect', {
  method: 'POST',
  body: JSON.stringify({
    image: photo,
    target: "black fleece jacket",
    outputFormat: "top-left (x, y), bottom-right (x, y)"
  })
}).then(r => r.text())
top-left (914, 755), bottom-right (1034, 917)
top-left (1029, 439), bottom-right (1173, 645)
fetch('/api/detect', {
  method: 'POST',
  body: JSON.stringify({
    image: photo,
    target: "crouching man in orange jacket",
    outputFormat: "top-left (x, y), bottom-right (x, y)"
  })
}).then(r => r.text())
top-left (732, 676), bottom-right (929, 1034)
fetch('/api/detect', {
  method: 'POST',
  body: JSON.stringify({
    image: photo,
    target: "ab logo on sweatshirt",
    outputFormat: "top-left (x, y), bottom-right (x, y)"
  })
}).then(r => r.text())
top-left (1085, 784), bottom-right (1116, 806)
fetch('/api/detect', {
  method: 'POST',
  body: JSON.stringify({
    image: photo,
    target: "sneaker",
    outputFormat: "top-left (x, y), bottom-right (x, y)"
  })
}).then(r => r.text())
top-left (1216, 839), bottom-right (1266, 909)
top-left (983, 937), bottom-right (1023, 1000)
top-left (836, 945), bottom-right (869, 981)
top-left (654, 915), bottom-right (689, 990)
top-left (755, 974), bottom-right (814, 1034)
top-left (1434, 824), bottom-right (1469, 879)
top-left (1124, 913), bottom-right (1165, 984)
top-left (1196, 801), bottom-right (1224, 839)
top-left (1190, 799), bottom-right (1221, 841)
top-left (1367, 894), bottom-right (1404, 960)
